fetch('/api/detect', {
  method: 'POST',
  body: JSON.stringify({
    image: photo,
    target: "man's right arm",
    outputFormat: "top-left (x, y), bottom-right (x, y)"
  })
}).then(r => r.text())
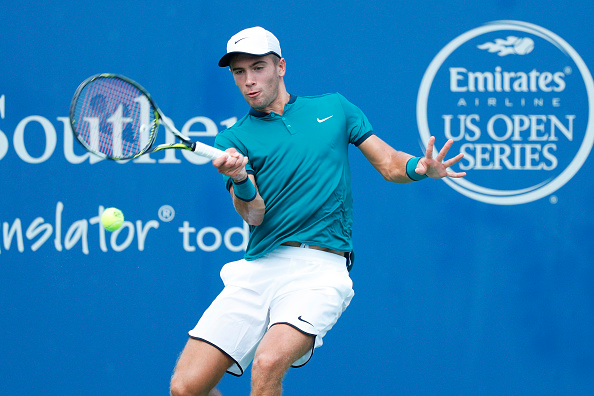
top-left (229, 173), bottom-right (266, 225)
top-left (212, 148), bottom-right (266, 226)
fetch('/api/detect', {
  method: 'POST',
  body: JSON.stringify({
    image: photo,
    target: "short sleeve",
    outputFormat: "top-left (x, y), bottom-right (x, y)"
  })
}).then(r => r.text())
top-left (337, 93), bottom-right (374, 146)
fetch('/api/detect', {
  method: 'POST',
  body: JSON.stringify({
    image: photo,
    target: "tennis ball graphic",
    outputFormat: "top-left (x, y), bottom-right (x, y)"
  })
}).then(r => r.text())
top-left (514, 37), bottom-right (534, 55)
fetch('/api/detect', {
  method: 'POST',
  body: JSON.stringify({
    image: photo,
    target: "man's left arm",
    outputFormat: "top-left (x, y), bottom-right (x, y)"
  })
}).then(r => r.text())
top-left (358, 135), bottom-right (466, 183)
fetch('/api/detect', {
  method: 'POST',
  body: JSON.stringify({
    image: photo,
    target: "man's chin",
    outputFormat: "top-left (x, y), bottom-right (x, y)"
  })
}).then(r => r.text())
top-left (244, 94), bottom-right (271, 111)
top-left (248, 100), bottom-right (267, 111)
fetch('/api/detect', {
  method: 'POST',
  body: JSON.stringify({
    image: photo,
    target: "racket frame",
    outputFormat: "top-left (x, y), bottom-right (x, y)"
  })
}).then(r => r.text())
top-left (69, 73), bottom-right (226, 161)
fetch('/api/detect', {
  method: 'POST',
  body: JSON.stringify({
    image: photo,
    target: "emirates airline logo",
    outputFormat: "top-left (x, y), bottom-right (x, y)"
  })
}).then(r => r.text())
top-left (417, 21), bottom-right (594, 205)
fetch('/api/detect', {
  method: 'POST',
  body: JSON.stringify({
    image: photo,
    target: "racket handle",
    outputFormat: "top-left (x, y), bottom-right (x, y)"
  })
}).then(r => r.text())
top-left (192, 141), bottom-right (228, 160)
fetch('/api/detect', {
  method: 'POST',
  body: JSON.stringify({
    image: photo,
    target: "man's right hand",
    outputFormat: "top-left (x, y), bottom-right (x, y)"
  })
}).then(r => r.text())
top-left (212, 148), bottom-right (249, 182)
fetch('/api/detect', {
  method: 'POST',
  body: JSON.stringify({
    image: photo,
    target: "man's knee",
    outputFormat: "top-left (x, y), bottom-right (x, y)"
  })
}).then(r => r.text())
top-left (252, 351), bottom-right (290, 377)
top-left (170, 338), bottom-right (231, 396)
top-left (169, 375), bottom-right (194, 396)
top-left (170, 376), bottom-right (222, 396)
top-left (251, 324), bottom-right (314, 379)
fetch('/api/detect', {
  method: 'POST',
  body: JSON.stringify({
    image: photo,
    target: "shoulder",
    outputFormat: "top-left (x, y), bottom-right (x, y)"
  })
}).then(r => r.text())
top-left (224, 113), bottom-right (252, 132)
top-left (297, 92), bottom-right (344, 102)
top-left (297, 93), bottom-right (357, 111)
top-left (214, 114), bottom-right (253, 149)
top-left (294, 93), bottom-right (349, 114)
top-left (216, 113), bottom-right (251, 138)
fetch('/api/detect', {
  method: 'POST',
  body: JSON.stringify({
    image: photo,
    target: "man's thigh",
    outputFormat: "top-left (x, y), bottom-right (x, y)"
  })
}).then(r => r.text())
top-left (171, 338), bottom-right (233, 392)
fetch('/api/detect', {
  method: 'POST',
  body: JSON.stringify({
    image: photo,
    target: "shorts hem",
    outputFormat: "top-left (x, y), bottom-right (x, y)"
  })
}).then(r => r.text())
top-left (188, 334), bottom-right (244, 377)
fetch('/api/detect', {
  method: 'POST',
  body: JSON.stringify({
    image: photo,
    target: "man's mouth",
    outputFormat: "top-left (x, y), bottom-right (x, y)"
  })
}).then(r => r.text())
top-left (247, 91), bottom-right (260, 98)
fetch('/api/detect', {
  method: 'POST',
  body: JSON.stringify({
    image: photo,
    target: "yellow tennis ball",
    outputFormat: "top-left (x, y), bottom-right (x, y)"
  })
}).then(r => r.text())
top-left (101, 207), bottom-right (124, 232)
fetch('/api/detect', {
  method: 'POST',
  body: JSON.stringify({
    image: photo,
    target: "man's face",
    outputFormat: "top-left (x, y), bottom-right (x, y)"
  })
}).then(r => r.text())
top-left (230, 54), bottom-right (285, 112)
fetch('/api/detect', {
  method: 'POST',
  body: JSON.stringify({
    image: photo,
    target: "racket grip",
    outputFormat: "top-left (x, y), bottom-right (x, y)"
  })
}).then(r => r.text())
top-left (192, 142), bottom-right (228, 160)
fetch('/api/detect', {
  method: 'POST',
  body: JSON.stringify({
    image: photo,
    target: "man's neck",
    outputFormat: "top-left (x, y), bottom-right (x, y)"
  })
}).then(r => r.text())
top-left (257, 85), bottom-right (290, 115)
top-left (270, 91), bottom-right (290, 115)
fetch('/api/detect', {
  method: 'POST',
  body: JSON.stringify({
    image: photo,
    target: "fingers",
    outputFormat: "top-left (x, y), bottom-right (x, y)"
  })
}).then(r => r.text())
top-left (212, 148), bottom-right (249, 180)
top-left (212, 154), bottom-right (228, 167)
top-left (415, 158), bottom-right (428, 175)
top-left (446, 170), bottom-right (467, 178)
top-left (435, 139), bottom-right (453, 162)
top-left (212, 148), bottom-right (239, 166)
top-left (442, 152), bottom-right (464, 168)
top-left (425, 136), bottom-right (435, 159)
top-left (422, 137), bottom-right (466, 179)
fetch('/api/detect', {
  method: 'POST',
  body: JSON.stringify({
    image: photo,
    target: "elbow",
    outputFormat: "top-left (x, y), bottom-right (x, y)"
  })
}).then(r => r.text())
top-left (234, 194), bottom-right (266, 226)
top-left (248, 218), bottom-right (263, 226)
top-left (382, 167), bottom-right (412, 183)
top-left (381, 170), bottom-right (394, 182)
top-left (243, 205), bottom-right (266, 226)
top-left (246, 213), bottom-right (264, 226)
top-left (380, 166), bottom-right (401, 183)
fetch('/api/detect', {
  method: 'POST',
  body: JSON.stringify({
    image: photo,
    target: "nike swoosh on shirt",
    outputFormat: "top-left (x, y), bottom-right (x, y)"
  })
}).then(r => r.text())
top-left (317, 115), bottom-right (333, 123)
top-left (298, 316), bottom-right (313, 326)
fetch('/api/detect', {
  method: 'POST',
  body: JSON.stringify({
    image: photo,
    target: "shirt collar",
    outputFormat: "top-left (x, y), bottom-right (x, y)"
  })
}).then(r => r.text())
top-left (249, 94), bottom-right (297, 118)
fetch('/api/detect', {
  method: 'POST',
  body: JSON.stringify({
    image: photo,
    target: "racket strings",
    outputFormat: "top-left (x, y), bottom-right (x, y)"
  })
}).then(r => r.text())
top-left (77, 79), bottom-right (110, 153)
top-left (72, 76), bottom-right (157, 159)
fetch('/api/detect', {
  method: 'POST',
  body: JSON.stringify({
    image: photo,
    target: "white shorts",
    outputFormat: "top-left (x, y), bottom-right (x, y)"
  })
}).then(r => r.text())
top-left (188, 246), bottom-right (355, 376)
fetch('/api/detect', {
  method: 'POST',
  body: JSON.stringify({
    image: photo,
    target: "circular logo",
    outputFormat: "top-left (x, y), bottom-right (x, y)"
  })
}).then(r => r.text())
top-left (417, 21), bottom-right (594, 205)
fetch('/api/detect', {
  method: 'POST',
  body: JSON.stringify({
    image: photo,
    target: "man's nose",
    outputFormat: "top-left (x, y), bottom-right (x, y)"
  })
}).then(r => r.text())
top-left (245, 71), bottom-right (256, 85)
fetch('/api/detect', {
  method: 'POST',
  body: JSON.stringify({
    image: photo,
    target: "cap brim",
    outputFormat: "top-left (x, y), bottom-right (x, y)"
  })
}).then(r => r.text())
top-left (218, 51), bottom-right (280, 67)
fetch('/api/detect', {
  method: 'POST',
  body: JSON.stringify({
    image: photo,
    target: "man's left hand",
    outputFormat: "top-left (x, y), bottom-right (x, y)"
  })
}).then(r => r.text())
top-left (415, 136), bottom-right (467, 179)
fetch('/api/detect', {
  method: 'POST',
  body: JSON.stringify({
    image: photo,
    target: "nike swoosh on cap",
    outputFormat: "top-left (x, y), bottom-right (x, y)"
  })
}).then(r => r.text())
top-left (235, 37), bottom-right (248, 44)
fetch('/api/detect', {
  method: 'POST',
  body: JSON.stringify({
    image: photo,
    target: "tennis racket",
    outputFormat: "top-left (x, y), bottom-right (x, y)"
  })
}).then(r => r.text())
top-left (69, 73), bottom-right (227, 161)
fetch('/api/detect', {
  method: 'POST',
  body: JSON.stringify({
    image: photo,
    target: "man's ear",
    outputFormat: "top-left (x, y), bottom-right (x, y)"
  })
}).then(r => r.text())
top-left (278, 58), bottom-right (286, 77)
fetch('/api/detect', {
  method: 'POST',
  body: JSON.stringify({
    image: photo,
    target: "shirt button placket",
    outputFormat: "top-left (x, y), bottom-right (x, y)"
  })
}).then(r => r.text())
top-left (281, 116), bottom-right (294, 134)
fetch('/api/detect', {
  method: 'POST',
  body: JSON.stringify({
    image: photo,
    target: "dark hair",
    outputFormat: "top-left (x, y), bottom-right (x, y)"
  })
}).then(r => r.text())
top-left (229, 52), bottom-right (281, 67)
top-left (270, 53), bottom-right (281, 65)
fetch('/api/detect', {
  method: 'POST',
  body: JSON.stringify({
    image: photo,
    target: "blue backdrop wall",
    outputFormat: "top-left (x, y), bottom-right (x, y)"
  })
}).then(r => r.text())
top-left (1, 1), bottom-right (593, 395)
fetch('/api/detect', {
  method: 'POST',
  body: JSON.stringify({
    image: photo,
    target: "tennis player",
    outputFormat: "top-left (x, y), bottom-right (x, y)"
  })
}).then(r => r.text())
top-left (170, 27), bottom-right (466, 396)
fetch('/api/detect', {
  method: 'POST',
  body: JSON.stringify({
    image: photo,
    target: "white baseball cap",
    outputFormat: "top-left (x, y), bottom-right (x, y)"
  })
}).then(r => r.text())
top-left (218, 26), bottom-right (282, 67)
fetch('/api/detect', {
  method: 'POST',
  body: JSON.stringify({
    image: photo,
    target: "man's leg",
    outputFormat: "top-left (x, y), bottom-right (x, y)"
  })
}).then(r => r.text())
top-left (170, 338), bottom-right (233, 396)
top-left (250, 324), bottom-right (314, 396)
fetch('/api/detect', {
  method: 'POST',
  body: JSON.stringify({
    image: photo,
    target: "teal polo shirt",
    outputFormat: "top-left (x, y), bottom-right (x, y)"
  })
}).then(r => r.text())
top-left (214, 93), bottom-right (373, 260)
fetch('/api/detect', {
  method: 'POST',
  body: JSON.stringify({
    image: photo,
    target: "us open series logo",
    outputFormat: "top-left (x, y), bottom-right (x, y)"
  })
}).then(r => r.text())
top-left (417, 21), bottom-right (594, 205)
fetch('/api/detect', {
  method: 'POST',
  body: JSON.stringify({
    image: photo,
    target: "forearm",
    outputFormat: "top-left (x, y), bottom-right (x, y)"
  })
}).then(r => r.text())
top-left (359, 135), bottom-right (415, 183)
top-left (375, 149), bottom-right (415, 183)
top-left (359, 135), bottom-right (466, 182)
top-left (230, 175), bottom-right (266, 225)
top-left (212, 148), bottom-right (266, 225)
